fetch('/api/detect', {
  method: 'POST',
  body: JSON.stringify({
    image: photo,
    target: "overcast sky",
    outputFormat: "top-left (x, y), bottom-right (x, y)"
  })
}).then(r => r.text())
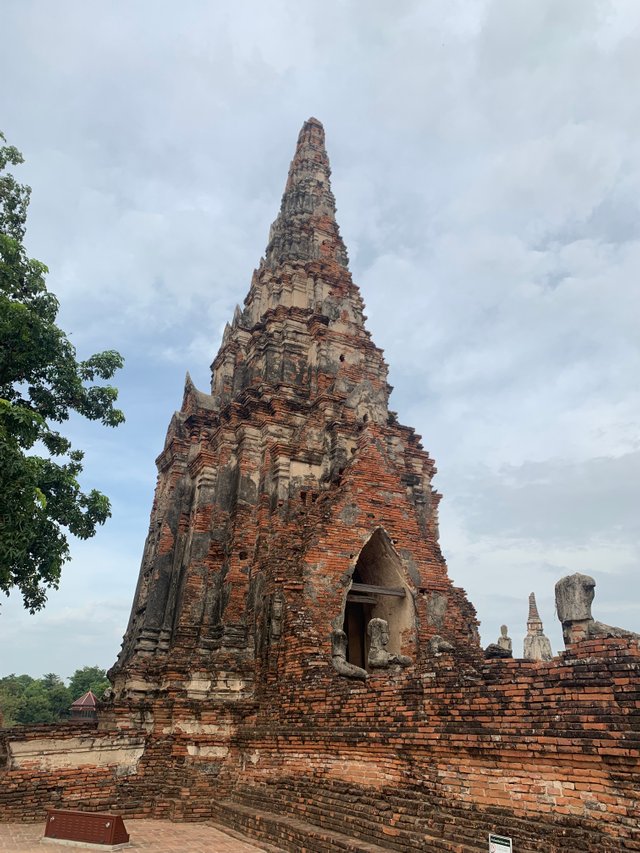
top-left (2, 0), bottom-right (639, 679)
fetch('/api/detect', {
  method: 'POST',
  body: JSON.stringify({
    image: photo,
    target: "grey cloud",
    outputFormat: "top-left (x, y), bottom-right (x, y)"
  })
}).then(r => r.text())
top-left (449, 453), bottom-right (640, 544)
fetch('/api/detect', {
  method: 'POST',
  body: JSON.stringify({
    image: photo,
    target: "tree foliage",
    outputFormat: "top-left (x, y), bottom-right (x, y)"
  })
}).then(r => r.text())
top-left (68, 665), bottom-right (109, 700)
top-left (0, 667), bottom-right (109, 727)
top-left (0, 133), bottom-right (124, 611)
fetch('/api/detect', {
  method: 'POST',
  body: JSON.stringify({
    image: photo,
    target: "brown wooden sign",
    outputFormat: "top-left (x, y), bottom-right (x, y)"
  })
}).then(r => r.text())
top-left (44, 809), bottom-right (129, 847)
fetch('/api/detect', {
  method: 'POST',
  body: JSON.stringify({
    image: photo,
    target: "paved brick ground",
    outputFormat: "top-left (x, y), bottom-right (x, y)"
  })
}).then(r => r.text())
top-left (0, 819), bottom-right (273, 852)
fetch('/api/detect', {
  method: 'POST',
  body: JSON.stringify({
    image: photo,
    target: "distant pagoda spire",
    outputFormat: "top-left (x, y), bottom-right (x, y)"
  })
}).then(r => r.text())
top-left (523, 592), bottom-right (553, 661)
top-left (265, 117), bottom-right (349, 269)
top-left (527, 592), bottom-right (543, 631)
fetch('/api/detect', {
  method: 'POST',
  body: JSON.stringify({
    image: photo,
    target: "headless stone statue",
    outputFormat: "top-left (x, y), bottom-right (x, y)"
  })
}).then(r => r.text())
top-left (367, 618), bottom-right (411, 668)
top-left (497, 624), bottom-right (512, 653)
top-left (555, 573), bottom-right (639, 646)
top-left (331, 630), bottom-right (368, 680)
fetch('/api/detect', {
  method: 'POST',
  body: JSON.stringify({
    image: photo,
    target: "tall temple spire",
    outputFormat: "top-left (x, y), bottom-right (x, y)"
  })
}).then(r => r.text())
top-left (208, 117), bottom-right (381, 416)
top-left (111, 117), bottom-right (444, 695)
top-left (265, 117), bottom-right (349, 269)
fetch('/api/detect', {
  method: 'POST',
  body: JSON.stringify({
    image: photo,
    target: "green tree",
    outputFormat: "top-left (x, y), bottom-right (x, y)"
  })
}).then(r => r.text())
top-left (41, 672), bottom-right (71, 718)
top-left (0, 674), bottom-right (33, 726)
top-left (0, 133), bottom-right (124, 612)
top-left (68, 665), bottom-right (109, 701)
top-left (0, 673), bottom-right (71, 726)
top-left (15, 679), bottom-right (57, 724)
top-left (0, 670), bottom-right (109, 727)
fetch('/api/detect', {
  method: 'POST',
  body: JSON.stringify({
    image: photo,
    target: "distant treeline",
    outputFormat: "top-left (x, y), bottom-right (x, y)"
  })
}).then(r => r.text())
top-left (0, 666), bottom-right (109, 726)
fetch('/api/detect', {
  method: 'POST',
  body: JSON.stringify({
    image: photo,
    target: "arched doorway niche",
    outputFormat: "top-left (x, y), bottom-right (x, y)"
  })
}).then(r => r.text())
top-left (342, 528), bottom-right (414, 669)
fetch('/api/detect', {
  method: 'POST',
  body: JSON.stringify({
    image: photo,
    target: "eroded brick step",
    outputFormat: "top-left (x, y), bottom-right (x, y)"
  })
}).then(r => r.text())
top-left (213, 800), bottom-right (391, 852)
top-left (213, 799), bottom-right (480, 853)
top-left (260, 787), bottom-right (585, 853)
top-left (230, 787), bottom-right (481, 851)
top-left (207, 818), bottom-right (284, 853)
top-left (241, 782), bottom-right (589, 852)
top-left (233, 796), bottom-right (427, 850)
top-left (231, 786), bottom-right (634, 853)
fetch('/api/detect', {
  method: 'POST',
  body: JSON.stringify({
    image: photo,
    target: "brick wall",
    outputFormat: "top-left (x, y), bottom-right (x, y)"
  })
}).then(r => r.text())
top-left (223, 637), bottom-right (639, 851)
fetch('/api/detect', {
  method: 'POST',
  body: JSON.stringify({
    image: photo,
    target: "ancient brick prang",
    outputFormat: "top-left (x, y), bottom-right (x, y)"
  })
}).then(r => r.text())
top-left (107, 116), bottom-right (472, 707)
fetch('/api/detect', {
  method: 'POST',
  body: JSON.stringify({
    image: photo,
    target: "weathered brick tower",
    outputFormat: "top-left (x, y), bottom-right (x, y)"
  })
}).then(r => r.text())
top-left (2, 120), bottom-right (638, 853)
top-left (108, 116), bottom-right (479, 703)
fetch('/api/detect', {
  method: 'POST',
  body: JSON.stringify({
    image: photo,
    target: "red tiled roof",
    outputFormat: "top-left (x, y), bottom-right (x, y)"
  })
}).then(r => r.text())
top-left (70, 690), bottom-right (99, 709)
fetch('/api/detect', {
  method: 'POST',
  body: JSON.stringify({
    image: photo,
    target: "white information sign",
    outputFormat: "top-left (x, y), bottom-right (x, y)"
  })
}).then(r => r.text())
top-left (489, 833), bottom-right (513, 853)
